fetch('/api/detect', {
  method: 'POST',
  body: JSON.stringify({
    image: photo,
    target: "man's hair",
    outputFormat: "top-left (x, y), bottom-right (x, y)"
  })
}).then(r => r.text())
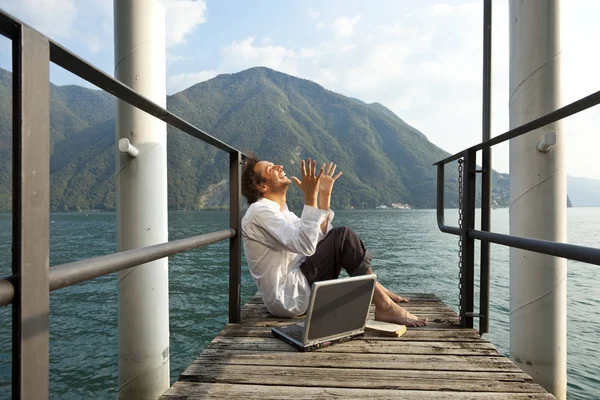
top-left (241, 155), bottom-right (266, 205)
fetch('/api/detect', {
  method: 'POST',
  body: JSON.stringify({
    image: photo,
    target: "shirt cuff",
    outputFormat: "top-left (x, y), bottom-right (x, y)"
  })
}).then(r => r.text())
top-left (328, 209), bottom-right (335, 224)
top-left (317, 209), bottom-right (335, 240)
top-left (301, 205), bottom-right (330, 225)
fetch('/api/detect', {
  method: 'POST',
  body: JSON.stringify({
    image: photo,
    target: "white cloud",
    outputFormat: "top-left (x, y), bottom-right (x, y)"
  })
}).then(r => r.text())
top-left (308, 8), bottom-right (320, 19)
top-left (167, 53), bottom-right (191, 66)
top-left (426, 3), bottom-right (454, 16)
top-left (331, 15), bottom-right (361, 38)
top-left (0, 0), bottom-right (77, 38)
top-left (300, 48), bottom-right (317, 58)
top-left (315, 22), bottom-right (325, 31)
top-left (220, 37), bottom-right (300, 74)
top-left (83, 35), bottom-right (103, 54)
top-left (162, 0), bottom-right (207, 47)
top-left (89, 0), bottom-right (113, 37)
top-left (166, 38), bottom-right (319, 93)
top-left (167, 70), bottom-right (218, 93)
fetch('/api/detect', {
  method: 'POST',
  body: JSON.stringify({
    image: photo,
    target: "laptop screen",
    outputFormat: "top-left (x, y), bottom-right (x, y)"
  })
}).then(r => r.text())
top-left (306, 276), bottom-right (375, 341)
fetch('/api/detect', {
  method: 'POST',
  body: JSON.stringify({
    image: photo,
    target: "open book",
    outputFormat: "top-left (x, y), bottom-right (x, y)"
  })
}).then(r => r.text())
top-left (365, 320), bottom-right (407, 337)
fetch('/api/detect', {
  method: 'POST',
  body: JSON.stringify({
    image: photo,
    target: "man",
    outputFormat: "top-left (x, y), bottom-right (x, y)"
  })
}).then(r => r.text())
top-left (241, 155), bottom-right (427, 327)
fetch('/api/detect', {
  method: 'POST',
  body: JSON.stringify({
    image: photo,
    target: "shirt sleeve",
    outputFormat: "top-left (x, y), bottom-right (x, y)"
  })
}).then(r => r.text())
top-left (251, 205), bottom-right (329, 256)
top-left (318, 209), bottom-right (335, 241)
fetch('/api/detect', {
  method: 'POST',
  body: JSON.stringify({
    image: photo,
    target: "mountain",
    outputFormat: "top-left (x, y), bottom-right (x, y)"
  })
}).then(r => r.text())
top-left (0, 66), bottom-right (510, 212)
top-left (567, 176), bottom-right (600, 207)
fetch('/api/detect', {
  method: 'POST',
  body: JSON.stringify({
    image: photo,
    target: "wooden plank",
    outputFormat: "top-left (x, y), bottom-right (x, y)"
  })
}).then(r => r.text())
top-left (161, 382), bottom-right (556, 400)
top-left (206, 337), bottom-right (501, 356)
top-left (179, 364), bottom-right (542, 392)
top-left (240, 317), bottom-right (461, 327)
top-left (240, 316), bottom-right (462, 327)
top-left (244, 292), bottom-right (443, 304)
top-left (241, 305), bottom-right (454, 315)
top-left (239, 302), bottom-right (461, 326)
top-left (194, 349), bottom-right (522, 372)
top-left (216, 324), bottom-right (487, 341)
top-left (240, 314), bottom-right (461, 324)
top-left (241, 308), bottom-right (459, 318)
top-left (241, 302), bottom-right (454, 310)
top-left (184, 361), bottom-right (530, 382)
top-left (239, 318), bottom-right (461, 330)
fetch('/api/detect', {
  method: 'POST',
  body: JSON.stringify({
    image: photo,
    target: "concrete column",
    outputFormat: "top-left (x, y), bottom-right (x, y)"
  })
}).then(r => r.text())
top-left (114, 0), bottom-right (170, 398)
top-left (509, 1), bottom-right (566, 398)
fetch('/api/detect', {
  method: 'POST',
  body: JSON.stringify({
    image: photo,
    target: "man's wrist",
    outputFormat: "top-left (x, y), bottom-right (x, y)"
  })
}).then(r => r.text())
top-left (319, 199), bottom-right (331, 210)
top-left (305, 194), bottom-right (318, 208)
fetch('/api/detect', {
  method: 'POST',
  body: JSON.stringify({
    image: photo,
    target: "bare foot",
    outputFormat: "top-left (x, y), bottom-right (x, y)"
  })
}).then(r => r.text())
top-left (381, 284), bottom-right (409, 303)
top-left (374, 302), bottom-right (428, 327)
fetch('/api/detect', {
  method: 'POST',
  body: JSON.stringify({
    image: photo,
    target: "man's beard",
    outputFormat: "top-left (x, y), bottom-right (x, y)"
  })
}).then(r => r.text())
top-left (269, 179), bottom-right (290, 195)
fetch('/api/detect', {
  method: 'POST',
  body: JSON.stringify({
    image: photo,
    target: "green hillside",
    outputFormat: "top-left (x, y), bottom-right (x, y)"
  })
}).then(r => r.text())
top-left (0, 67), bottom-right (509, 212)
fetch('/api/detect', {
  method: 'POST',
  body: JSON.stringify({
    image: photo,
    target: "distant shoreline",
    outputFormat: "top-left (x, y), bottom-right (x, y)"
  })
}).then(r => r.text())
top-left (3, 206), bottom-right (600, 215)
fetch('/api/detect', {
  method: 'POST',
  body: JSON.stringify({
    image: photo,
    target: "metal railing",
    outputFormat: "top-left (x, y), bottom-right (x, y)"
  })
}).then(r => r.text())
top-left (0, 10), bottom-right (245, 399)
top-left (436, 0), bottom-right (600, 333)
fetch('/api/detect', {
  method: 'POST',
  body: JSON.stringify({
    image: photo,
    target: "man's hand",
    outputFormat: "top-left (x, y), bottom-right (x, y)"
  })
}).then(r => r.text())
top-left (291, 158), bottom-right (323, 208)
top-left (319, 162), bottom-right (342, 196)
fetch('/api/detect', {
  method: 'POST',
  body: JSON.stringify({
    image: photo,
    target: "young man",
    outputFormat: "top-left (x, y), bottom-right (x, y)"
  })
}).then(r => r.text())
top-left (241, 155), bottom-right (427, 327)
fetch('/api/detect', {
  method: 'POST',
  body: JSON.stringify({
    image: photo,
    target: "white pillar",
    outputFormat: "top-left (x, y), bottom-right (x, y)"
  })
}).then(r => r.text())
top-left (114, 1), bottom-right (170, 398)
top-left (509, 1), bottom-right (566, 398)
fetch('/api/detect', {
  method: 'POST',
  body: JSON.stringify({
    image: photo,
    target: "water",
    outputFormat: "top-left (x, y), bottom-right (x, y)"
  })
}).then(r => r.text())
top-left (0, 208), bottom-right (598, 399)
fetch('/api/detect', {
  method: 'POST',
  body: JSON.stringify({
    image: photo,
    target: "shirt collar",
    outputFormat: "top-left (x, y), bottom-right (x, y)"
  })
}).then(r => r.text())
top-left (258, 197), bottom-right (287, 212)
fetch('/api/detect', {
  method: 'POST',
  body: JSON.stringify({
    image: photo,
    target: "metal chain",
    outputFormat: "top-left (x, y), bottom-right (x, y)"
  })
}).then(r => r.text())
top-left (457, 159), bottom-right (464, 316)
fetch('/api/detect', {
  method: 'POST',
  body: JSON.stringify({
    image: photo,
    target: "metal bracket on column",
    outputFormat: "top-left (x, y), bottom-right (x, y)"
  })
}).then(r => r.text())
top-left (118, 138), bottom-right (139, 158)
top-left (537, 131), bottom-right (556, 153)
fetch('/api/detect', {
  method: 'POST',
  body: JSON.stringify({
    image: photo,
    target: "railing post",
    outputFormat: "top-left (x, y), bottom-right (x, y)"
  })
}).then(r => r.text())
top-left (436, 163), bottom-right (445, 227)
top-left (12, 24), bottom-right (50, 400)
top-left (229, 151), bottom-right (242, 323)
top-left (460, 150), bottom-right (476, 328)
top-left (435, 163), bottom-right (461, 236)
top-left (479, 0), bottom-right (492, 335)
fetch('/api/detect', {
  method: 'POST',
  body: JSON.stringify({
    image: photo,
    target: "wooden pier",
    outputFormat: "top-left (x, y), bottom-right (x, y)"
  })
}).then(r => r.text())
top-left (161, 293), bottom-right (555, 399)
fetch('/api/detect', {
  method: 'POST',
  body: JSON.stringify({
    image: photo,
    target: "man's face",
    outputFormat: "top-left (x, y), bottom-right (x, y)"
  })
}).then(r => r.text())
top-left (254, 160), bottom-right (291, 194)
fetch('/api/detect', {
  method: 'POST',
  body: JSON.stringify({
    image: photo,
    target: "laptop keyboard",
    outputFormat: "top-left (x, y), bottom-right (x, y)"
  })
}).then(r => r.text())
top-left (284, 324), bottom-right (305, 341)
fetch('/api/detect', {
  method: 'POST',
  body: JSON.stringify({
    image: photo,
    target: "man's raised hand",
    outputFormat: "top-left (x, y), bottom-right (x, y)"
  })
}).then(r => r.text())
top-left (319, 162), bottom-right (342, 195)
top-left (291, 158), bottom-right (323, 207)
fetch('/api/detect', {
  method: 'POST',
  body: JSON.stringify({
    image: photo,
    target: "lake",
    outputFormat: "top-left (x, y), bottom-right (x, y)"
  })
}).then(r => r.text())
top-left (0, 208), bottom-right (598, 399)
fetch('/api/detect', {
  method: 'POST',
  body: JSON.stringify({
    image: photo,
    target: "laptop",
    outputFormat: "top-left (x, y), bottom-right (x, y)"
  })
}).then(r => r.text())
top-left (271, 274), bottom-right (377, 352)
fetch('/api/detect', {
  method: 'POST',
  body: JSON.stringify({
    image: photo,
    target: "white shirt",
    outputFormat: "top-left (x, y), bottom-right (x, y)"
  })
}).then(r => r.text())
top-left (241, 198), bottom-right (334, 317)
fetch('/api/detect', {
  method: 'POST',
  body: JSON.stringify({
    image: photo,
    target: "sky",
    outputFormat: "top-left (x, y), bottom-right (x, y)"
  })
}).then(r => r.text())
top-left (0, 0), bottom-right (599, 179)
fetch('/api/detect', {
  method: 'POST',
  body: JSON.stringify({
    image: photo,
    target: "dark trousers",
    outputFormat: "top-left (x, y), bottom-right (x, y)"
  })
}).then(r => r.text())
top-left (300, 226), bottom-right (373, 286)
